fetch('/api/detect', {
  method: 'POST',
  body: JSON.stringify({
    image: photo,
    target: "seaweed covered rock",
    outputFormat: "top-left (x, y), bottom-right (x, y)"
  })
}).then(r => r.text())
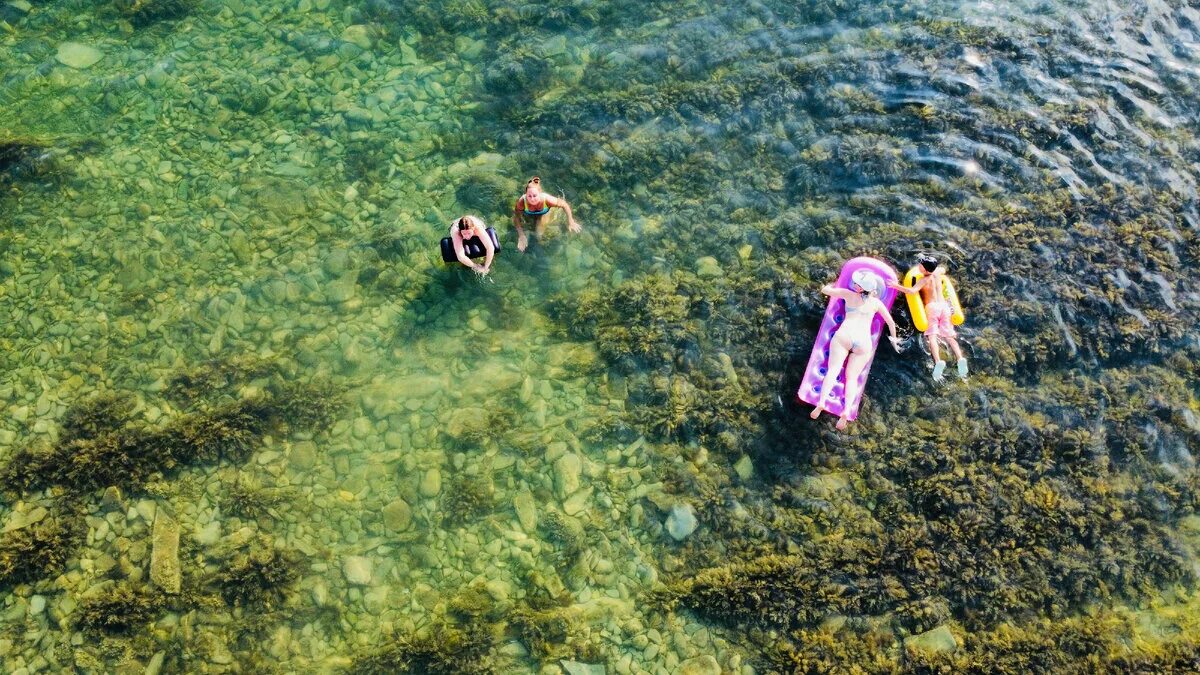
top-left (223, 475), bottom-right (288, 521)
top-left (455, 170), bottom-right (513, 217)
top-left (351, 623), bottom-right (496, 675)
top-left (0, 135), bottom-right (61, 190)
top-left (549, 270), bottom-right (781, 451)
top-left (165, 354), bottom-right (279, 406)
top-left (539, 508), bottom-right (585, 565)
top-left (449, 583), bottom-right (508, 622)
top-left (113, 0), bottom-right (199, 26)
top-left (74, 581), bottom-right (166, 634)
top-left (508, 607), bottom-right (573, 660)
top-left (58, 392), bottom-right (136, 444)
top-left (767, 611), bottom-right (1200, 674)
top-left (671, 369), bottom-right (1200, 641)
top-left (441, 475), bottom-right (496, 526)
top-left (0, 509), bottom-right (82, 588)
top-left (212, 534), bottom-right (303, 608)
top-left (0, 378), bottom-right (343, 497)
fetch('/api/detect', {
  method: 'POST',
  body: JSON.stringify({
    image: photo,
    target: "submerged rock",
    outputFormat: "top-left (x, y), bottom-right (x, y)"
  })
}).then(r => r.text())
top-left (382, 498), bottom-right (412, 531)
top-left (561, 661), bottom-right (606, 675)
top-left (193, 520), bottom-right (221, 546)
top-left (514, 489), bottom-right (537, 531)
top-left (149, 510), bottom-right (181, 594)
top-left (343, 556), bottom-right (372, 585)
top-left (419, 468), bottom-right (442, 497)
top-left (100, 486), bottom-right (125, 512)
top-left (290, 440), bottom-right (317, 471)
top-left (695, 256), bottom-right (723, 278)
top-left (562, 487), bottom-right (592, 516)
top-left (666, 504), bottom-right (698, 541)
top-left (904, 625), bottom-right (958, 655)
top-left (733, 455), bottom-right (754, 481)
top-left (341, 25), bottom-right (372, 50)
top-left (56, 42), bottom-right (103, 69)
top-left (554, 453), bottom-right (582, 499)
top-left (681, 655), bottom-right (721, 675)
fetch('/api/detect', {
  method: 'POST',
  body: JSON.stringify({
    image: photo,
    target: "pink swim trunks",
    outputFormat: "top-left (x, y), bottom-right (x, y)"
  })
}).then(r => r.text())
top-left (925, 300), bottom-right (956, 338)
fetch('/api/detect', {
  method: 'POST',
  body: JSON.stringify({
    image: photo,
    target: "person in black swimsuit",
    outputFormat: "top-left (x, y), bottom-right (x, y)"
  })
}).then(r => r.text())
top-left (449, 215), bottom-right (494, 275)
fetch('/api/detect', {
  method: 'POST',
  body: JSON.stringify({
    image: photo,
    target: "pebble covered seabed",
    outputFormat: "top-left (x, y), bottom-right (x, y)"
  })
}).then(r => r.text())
top-left (0, 1), bottom-right (738, 673)
top-left (2, 0), bottom-right (1200, 673)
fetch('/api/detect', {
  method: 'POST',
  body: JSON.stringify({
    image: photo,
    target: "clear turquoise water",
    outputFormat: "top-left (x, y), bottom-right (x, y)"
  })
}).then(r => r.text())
top-left (2, 0), bottom-right (1200, 672)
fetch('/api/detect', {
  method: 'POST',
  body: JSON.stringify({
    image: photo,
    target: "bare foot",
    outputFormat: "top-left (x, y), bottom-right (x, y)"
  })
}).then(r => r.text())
top-left (809, 405), bottom-right (823, 420)
top-left (835, 416), bottom-right (850, 431)
top-left (517, 233), bottom-right (528, 252)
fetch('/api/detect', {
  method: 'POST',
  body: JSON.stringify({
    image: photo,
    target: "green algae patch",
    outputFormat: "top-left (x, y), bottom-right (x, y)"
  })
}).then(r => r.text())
top-left (112, 0), bottom-right (199, 27)
top-left (0, 135), bottom-right (63, 192)
top-left (0, 507), bottom-right (82, 589)
top-left (74, 581), bottom-right (167, 634)
top-left (0, 378), bottom-right (343, 498)
top-left (223, 474), bottom-right (289, 522)
top-left (212, 534), bottom-right (304, 609)
top-left (350, 623), bottom-right (497, 675)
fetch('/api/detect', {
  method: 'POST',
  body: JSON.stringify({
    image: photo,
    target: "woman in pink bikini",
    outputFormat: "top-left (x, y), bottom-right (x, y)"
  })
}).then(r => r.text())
top-left (512, 176), bottom-right (582, 252)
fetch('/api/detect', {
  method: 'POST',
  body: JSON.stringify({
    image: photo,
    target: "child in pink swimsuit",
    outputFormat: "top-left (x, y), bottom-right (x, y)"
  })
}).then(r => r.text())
top-left (888, 256), bottom-right (968, 382)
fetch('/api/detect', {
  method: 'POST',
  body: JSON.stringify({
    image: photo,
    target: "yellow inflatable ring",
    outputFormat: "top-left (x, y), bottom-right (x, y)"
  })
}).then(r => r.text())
top-left (903, 266), bottom-right (965, 332)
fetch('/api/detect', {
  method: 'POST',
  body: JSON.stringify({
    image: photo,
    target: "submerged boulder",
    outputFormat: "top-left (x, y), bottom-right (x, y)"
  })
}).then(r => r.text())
top-left (904, 625), bottom-right (958, 655)
top-left (666, 504), bottom-right (698, 541)
top-left (55, 42), bottom-right (103, 69)
top-left (149, 510), bottom-right (181, 594)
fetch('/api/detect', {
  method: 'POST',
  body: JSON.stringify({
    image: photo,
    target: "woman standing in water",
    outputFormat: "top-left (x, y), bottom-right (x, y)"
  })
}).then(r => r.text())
top-left (512, 176), bottom-right (582, 252)
top-left (449, 215), bottom-right (495, 276)
top-left (810, 269), bottom-right (902, 430)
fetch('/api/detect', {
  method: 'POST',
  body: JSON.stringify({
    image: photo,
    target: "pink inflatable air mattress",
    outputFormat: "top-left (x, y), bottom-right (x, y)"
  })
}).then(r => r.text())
top-left (797, 257), bottom-right (899, 421)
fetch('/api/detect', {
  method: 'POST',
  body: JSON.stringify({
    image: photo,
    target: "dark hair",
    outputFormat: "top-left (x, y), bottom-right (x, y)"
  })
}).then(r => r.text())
top-left (458, 217), bottom-right (471, 231)
top-left (919, 255), bottom-right (939, 273)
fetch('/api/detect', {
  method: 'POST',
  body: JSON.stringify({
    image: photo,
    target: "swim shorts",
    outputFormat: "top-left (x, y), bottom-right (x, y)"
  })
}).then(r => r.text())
top-left (925, 300), bottom-right (956, 338)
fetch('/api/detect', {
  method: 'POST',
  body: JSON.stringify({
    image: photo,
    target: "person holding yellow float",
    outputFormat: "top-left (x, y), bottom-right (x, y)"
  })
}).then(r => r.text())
top-left (887, 255), bottom-right (967, 382)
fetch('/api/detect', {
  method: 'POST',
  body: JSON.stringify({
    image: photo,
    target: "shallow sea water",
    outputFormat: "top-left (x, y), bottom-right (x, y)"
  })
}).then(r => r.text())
top-left (2, 0), bottom-right (1200, 673)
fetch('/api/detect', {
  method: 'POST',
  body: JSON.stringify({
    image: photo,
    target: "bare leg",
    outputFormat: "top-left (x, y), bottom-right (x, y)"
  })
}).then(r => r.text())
top-left (836, 349), bottom-right (873, 430)
top-left (943, 336), bottom-right (964, 361)
top-left (927, 334), bottom-right (947, 382)
top-left (944, 336), bottom-right (967, 378)
top-left (534, 215), bottom-right (548, 238)
top-left (926, 334), bottom-right (942, 363)
top-left (811, 336), bottom-right (850, 419)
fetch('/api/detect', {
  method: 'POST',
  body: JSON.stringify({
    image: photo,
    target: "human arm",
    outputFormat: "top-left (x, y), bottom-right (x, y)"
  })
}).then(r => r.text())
top-left (887, 275), bottom-right (930, 295)
top-left (820, 284), bottom-right (860, 301)
top-left (545, 194), bottom-right (581, 232)
top-left (479, 226), bottom-right (495, 273)
top-left (878, 302), bottom-right (902, 349)
top-left (512, 198), bottom-right (528, 251)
